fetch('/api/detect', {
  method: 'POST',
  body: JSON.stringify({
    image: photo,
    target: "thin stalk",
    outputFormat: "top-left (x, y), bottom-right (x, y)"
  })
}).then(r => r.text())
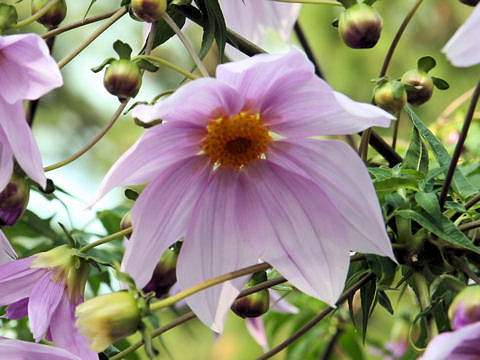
top-left (379, 0), bottom-right (424, 77)
top-left (459, 220), bottom-right (480, 232)
top-left (161, 12), bottom-right (209, 78)
top-left (79, 227), bottom-right (132, 252)
top-left (294, 22), bottom-right (325, 79)
top-left (273, 0), bottom-right (342, 4)
top-left (256, 273), bottom-right (376, 360)
top-left (41, 9), bottom-right (119, 39)
top-left (437, 86), bottom-right (475, 122)
top-left (359, 128), bottom-right (372, 162)
top-left (150, 263), bottom-right (271, 311)
top-left (57, 7), bottom-right (127, 69)
top-left (466, 193), bottom-right (480, 210)
top-left (392, 110), bottom-right (402, 150)
top-left (439, 76), bottom-right (480, 209)
top-left (144, 22), bottom-right (157, 57)
top-left (133, 55), bottom-right (199, 80)
top-left (368, 131), bottom-right (403, 167)
top-left (44, 100), bottom-right (128, 171)
top-left (13, 0), bottom-right (59, 29)
top-left (451, 255), bottom-right (480, 284)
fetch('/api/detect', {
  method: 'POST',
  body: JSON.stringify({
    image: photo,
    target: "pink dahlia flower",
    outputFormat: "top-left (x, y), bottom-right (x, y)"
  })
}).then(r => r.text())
top-left (0, 33), bottom-right (62, 190)
top-left (93, 48), bottom-right (395, 332)
top-left (0, 337), bottom-right (82, 360)
top-left (0, 246), bottom-right (96, 359)
top-left (442, 5), bottom-right (480, 67)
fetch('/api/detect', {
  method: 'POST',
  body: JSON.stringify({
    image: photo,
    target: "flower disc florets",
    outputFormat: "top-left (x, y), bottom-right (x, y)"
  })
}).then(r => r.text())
top-left (202, 112), bottom-right (272, 169)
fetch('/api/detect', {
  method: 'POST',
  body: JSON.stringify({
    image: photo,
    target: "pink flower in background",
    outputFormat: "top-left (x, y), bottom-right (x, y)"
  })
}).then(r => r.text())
top-left (0, 246), bottom-right (96, 360)
top-left (93, 48), bottom-right (395, 332)
top-left (442, 5), bottom-right (480, 67)
top-left (0, 337), bottom-right (82, 360)
top-left (0, 33), bottom-right (62, 190)
top-left (0, 230), bottom-right (16, 265)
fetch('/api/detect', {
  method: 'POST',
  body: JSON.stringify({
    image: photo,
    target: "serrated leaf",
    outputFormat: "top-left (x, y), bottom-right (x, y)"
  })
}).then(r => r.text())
top-left (404, 126), bottom-right (429, 174)
top-left (405, 105), bottom-right (476, 198)
top-left (374, 176), bottom-right (419, 193)
top-left (0, 4), bottom-right (17, 30)
top-left (91, 57), bottom-right (115, 73)
top-left (431, 76), bottom-right (450, 90)
top-left (134, 59), bottom-right (159, 72)
top-left (417, 56), bottom-right (436, 73)
top-left (113, 40), bottom-right (132, 60)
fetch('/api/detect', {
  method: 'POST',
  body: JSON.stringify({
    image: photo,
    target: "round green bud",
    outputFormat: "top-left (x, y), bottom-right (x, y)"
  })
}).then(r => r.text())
top-left (0, 173), bottom-right (29, 226)
top-left (401, 69), bottom-right (434, 106)
top-left (31, 0), bottom-right (67, 28)
top-left (231, 271), bottom-right (270, 318)
top-left (374, 80), bottom-right (407, 114)
top-left (338, 3), bottom-right (383, 49)
top-left (131, 0), bottom-right (167, 23)
top-left (104, 60), bottom-right (142, 100)
top-left (459, 0), bottom-right (479, 6)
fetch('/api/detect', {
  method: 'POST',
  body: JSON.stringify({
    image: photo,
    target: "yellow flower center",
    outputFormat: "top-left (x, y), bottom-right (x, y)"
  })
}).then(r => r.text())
top-left (202, 112), bottom-right (272, 169)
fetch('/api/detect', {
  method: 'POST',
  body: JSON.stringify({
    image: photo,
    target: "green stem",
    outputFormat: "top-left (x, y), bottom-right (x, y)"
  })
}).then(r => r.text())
top-left (161, 12), bottom-right (209, 77)
top-left (392, 110), bottom-right (402, 150)
top-left (133, 55), bottom-right (199, 80)
top-left (44, 100), bottom-right (128, 171)
top-left (79, 227), bottom-right (132, 252)
top-left (149, 263), bottom-right (271, 312)
top-left (13, 0), bottom-right (59, 29)
top-left (272, 0), bottom-right (342, 4)
top-left (412, 272), bottom-right (436, 340)
top-left (359, 128), bottom-right (372, 163)
top-left (57, 7), bottom-right (127, 69)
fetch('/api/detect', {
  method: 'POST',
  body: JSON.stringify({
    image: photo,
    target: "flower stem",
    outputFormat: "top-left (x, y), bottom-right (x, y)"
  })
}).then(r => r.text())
top-left (451, 255), bottom-right (480, 284)
top-left (379, 0), bottom-right (424, 77)
top-left (133, 55), bottom-right (199, 80)
top-left (41, 9), bottom-right (119, 39)
top-left (44, 100), bottom-right (128, 171)
top-left (79, 227), bottom-right (132, 252)
top-left (294, 21), bottom-right (325, 79)
top-left (149, 263), bottom-right (271, 312)
top-left (392, 109), bottom-right (402, 150)
top-left (161, 12), bottom-right (209, 78)
top-left (439, 76), bottom-right (480, 209)
top-left (272, 0), bottom-right (342, 5)
top-left (57, 7), bottom-right (127, 69)
top-left (13, 0), bottom-right (59, 29)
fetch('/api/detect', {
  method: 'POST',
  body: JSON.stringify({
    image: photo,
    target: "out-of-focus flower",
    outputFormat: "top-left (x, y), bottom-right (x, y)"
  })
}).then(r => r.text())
top-left (442, 5), bottom-right (480, 67)
top-left (0, 172), bottom-right (30, 226)
top-left (0, 34), bottom-right (62, 190)
top-left (0, 230), bottom-right (16, 265)
top-left (0, 337), bottom-right (82, 360)
top-left (93, 48), bottom-right (395, 332)
top-left (0, 246), bottom-right (96, 359)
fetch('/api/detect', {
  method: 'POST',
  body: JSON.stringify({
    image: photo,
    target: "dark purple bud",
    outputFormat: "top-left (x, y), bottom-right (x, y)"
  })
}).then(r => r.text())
top-left (0, 173), bottom-right (29, 227)
top-left (401, 70), bottom-right (434, 105)
top-left (338, 3), bottom-right (383, 49)
top-left (104, 60), bottom-right (142, 100)
top-left (459, 0), bottom-right (479, 6)
top-left (131, 0), bottom-right (167, 23)
top-left (449, 286), bottom-right (480, 330)
top-left (231, 271), bottom-right (270, 318)
top-left (373, 80), bottom-right (407, 114)
top-left (31, 0), bottom-right (67, 28)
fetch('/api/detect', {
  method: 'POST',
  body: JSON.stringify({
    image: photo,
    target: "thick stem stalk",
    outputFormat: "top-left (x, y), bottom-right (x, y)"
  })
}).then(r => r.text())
top-left (13, 0), bottom-right (59, 29)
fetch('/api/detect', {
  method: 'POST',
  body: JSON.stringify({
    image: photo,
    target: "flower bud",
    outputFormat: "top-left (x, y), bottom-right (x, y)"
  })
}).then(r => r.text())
top-left (75, 291), bottom-right (141, 352)
top-left (373, 80), bottom-right (407, 114)
top-left (31, 0), bottom-right (67, 28)
top-left (103, 59), bottom-right (142, 100)
top-left (120, 210), bottom-right (132, 239)
top-left (143, 241), bottom-right (181, 298)
top-left (131, 0), bottom-right (167, 23)
top-left (0, 173), bottom-right (30, 226)
top-left (459, 0), bottom-right (479, 6)
top-left (231, 271), bottom-right (270, 318)
top-left (338, 3), bottom-right (383, 49)
top-left (401, 69), bottom-right (434, 105)
top-left (448, 286), bottom-right (480, 330)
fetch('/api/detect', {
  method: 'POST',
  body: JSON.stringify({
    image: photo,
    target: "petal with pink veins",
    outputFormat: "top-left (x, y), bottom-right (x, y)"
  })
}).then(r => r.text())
top-left (0, 258), bottom-right (45, 304)
top-left (0, 230), bottom-right (16, 265)
top-left (0, 126), bottom-right (13, 192)
top-left (0, 337), bottom-right (81, 360)
top-left (246, 317), bottom-right (269, 352)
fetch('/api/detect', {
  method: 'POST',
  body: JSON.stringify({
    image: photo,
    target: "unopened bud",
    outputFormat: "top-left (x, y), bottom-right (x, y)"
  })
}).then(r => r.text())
top-left (231, 271), bottom-right (270, 318)
top-left (104, 60), bottom-right (142, 100)
top-left (131, 0), bottom-right (167, 23)
top-left (401, 70), bottom-right (434, 105)
top-left (0, 173), bottom-right (30, 226)
top-left (120, 210), bottom-right (132, 239)
top-left (459, 0), bottom-right (479, 6)
top-left (338, 3), bottom-right (382, 49)
top-left (448, 286), bottom-right (480, 330)
top-left (373, 80), bottom-right (407, 114)
top-left (31, 0), bottom-right (67, 28)
top-left (75, 291), bottom-right (141, 352)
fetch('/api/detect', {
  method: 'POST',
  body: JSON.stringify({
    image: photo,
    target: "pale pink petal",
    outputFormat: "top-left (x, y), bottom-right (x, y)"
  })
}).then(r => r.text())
top-left (269, 140), bottom-right (394, 259)
top-left (270, 291), bottom-right (299, 314)
top-left (0, 258), bottom-right (45, 304)
top-left (421, 322), bottom-right (480, 360)
top-left (246, 317), bottom-right (269, 352)
top-left (121, 156), bottom-right (211, 288)
top-left (0, 230), bottom-right (16, 265)
top-left (4, 298), bottom-right (28, 319)
top-left (442, 6), bottom-right (480, 67)
top-left (91, 121), bottom-right (204, 204)
top-left (0, 34), bottom-right (62, 104)
top-left (0, 99), bottom-right (46, 188)
top-left (132, 78), bottom-right (243, 126)
top-left (0, 127), bottom-right (13, 192)
top-left (238, 162), bottom-right (351, 305)
top-left (0, 337), bottom-right (81, 360)
top-left (28, 273), bottom-right (64, 342)
top-left (177, 169), bottom-right (256, 332)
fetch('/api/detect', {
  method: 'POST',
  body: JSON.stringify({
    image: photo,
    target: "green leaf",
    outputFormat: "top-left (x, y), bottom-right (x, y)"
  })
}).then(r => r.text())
top-left (194, 0), bottom-right (227, 61)
top-left (403, 126), bottom-right (429, 174)
top-left (84, 0), bottom-right (97, 19)
top-left (414, 192), bottom-right (441, 217)
top-left (365, 254), bottom-right (397, 284)
top-left (405, 105), bottom-right (476, 198)
top-left (148, 7), bottom-right (186, 51)
top-left (377, 290), bottom-right (394, 314)
top-left (417, 56), bottom-right (436, 73)
top-left (134, 59), bottom-right (159, 72)
top-left (374, 176), bottom-right (419, 193)
top-left (113, 40), bottom-right (132, 60)
top-left (431, 76), bottom-right (450, 90)
top-left (0, 4), bottom-right (17, 30)
top-left (430, 274), bottom-right (465, 302)
top-left (91, 57), bottom-right (115, 73)
top-left (360, 278), bottom-right (376, 342)
top-left (391, 80), bottom-right (406, 100)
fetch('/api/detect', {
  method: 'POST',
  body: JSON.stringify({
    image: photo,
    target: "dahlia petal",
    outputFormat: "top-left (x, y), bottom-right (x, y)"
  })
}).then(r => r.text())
top-left (269, 140), bottom-right (395, 260)
top-left (0, 34), bottom-right (62, 104)
top-left (0, 230), bottom-right (16, 265)
top-left (0, 128), bottom-right (13, 192)
top-left (421, 322), bottom-right (480, 360)
top-left (4, 298), bottom-right (28, 320)
top-left (132, 78), bottom-right (243, 126)
top-left (246, 317), bottom-right (269, 352)
top-left (0, 99), bottom-right (46, 188)
top-left (121, 156), bottom-right (211, 288)
top-left (0, 337), bottom-right (81, 360)
top-left (239, 162), bottom-right (351, 305)
top-left (177, 169), bottom-right (256, 332)
top-left (91, 121), bottom-right (204, 204)
top-left (28, 273), bottom-right (64, 342)
top-left (0, 258), bottom-right (45, 304)
top-left (442, 6), bottom-right (480, 67)
top-left (270, 291), bottom-right (299, 314)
